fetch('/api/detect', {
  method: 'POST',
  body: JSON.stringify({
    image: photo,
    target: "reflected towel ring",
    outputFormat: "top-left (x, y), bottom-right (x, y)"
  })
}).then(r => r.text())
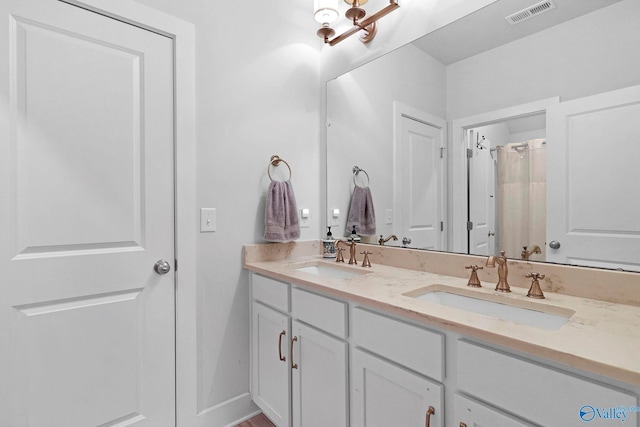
top-left (268, 155), bottom-right (292, 181)
top-left (352, 166), bottom-right (370, 187)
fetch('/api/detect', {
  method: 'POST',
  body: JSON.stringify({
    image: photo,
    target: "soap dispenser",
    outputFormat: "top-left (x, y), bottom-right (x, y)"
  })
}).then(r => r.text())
top-left (323, 226), bottom-right (337, 258)
top-left (348, 225), bottom-right (361, 243)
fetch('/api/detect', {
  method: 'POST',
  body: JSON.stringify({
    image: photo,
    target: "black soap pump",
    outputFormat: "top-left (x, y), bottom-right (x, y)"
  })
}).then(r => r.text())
top-left (349, 225), bottom-right (361, 243)
top-left (323, 226), bottom-right (337, 258)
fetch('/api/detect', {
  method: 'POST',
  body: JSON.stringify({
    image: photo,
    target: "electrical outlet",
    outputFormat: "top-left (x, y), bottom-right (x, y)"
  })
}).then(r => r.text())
top-left (299, 208), bottom-right (311, 228)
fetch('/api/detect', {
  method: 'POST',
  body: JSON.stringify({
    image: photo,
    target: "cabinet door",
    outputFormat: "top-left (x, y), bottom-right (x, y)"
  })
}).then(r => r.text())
top-left (454, 394), bottom-right (534, 427)
top-left (351, 349), bottom-right (443, 427)
top-left (252, 302), bottom-right (291, 427)
top-left (291, 320), bottom-right (348, 427)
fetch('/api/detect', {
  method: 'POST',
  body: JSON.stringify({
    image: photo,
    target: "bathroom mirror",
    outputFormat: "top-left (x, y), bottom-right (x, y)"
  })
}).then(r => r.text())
top-left (326, 0), bottom-right (640, 271)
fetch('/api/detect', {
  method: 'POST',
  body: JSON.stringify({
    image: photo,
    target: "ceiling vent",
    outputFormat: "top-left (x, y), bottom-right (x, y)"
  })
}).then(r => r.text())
top-left (505, 0), bottom-right (556, 25)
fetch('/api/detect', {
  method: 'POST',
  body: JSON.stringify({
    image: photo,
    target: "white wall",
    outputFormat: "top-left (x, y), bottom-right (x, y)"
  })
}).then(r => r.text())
top-left (130, 0), bottom-right (321, 425)
top-left (446, 0), bottom-right (640, 119)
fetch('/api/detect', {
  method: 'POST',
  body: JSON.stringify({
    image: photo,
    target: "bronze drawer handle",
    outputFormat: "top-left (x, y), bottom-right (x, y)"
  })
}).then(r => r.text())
top-left (290, 336), bottom-right (298, 369)
top-left (425, 406), bottom-right (435, 427)
top-left (460, 423), bottom-right (467, 427)
top-left (278, 330), bottom-right (286, 362)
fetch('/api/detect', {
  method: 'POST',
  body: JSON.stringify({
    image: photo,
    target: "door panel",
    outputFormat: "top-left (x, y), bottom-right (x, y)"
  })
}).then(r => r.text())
top-left (251, 302), bottom-right (291, 427)
top-left (397, 115), bottom-right (444, 250)
top-left (0, 1), bottom-right (175, 426)
top-left (291, 321), bottom-right (348, 427)
top-left (351, 349), bottom-right (443, 427)
top-left (468, 130), bottom-right (495, 256)
top-left (546, 85), bottom-right (640, 271)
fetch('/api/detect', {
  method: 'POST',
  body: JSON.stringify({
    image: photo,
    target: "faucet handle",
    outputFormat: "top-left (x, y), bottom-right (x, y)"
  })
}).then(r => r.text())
top-left (465, 265), bottom-right (483, 288)
top-left (525, 272), bottom-right (546, 299)
top-left (360, 251), bottom-right (372, 267)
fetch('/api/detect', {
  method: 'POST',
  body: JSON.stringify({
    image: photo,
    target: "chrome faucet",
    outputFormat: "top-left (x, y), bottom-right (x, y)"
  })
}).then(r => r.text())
top-left (378, 234), bottom-right (398, 245)
top-left (485, 251), bottom-right (510, 292)
top-left (521, 245), bottom-right (541, 260)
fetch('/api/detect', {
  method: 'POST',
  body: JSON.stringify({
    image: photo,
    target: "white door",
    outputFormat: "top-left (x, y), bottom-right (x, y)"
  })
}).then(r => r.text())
top-left (468, 130), bottom-right (496, 256)
top-left (291, 320), bottom-right (348, 427)
top-left (251, 302), bottom-right (291, 427)
top-left (351, 349), bottom-right (443, 427)
top-left (396, 114), bottom-right (445, 250)
top-left (0, 1), bottom-right (176, 426)
top-left (546, 85), bottom-right (640, 271)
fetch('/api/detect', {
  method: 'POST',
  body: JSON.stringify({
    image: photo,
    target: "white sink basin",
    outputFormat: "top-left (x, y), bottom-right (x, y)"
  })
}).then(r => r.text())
top-left (408, 286), bottom-right (573, 330)
top-left (294, 263), bottom-right (369, 280)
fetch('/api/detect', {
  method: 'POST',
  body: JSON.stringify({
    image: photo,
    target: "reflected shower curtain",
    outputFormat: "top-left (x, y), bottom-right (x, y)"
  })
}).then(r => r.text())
top-left (496, 139), bottom-right (546, 260)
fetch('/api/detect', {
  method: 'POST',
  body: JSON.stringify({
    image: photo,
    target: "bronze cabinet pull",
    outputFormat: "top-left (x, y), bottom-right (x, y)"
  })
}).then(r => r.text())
top-left (425, 406), bottom-right (435, 427)
top-left (460, 423), bottom-right (467, 427)
top-left (290, 336), bottom-right (298, 369)
top-left (278, 330), bottom-right (286, 362)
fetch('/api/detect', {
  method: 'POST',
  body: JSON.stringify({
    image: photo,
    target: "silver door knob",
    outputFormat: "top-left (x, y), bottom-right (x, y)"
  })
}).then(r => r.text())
top-left (154, 259), bottom-right (171, 274)
top-left (549, 241), bottom-right (561, 250)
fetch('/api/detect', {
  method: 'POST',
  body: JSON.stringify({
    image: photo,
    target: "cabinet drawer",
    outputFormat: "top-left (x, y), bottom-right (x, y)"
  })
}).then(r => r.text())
top-left (252, 274), bottom-right (290, 313)
top-left (291, 287), bottom-right (347, 338)
top-left (453, 393), bottom-right (533, 427)
top-left (352, 307), bottom-right (444, 381)
top-left (457, 340), bottom-right (638, 427)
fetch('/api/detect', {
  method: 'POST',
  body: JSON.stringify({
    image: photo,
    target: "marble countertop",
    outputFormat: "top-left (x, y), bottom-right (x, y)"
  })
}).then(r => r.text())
top-left (244, 252), bottom-right (640, 387)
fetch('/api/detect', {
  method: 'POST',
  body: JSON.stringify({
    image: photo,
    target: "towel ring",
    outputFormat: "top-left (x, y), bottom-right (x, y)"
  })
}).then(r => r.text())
top-left (268, 155), bottom-right (292, 181)
top-left (352, 166), bottom-right (370, 187)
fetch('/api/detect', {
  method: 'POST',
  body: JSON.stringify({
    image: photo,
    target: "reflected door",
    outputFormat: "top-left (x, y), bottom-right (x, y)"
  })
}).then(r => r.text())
top-left (396, 114), bottom-right (445, 250)
top-left (468, 130), bottom-right (495, 256)
top-left (546, 85), bottom-right (640, 271)
top-left (0, 1), bottom-right (176, 425)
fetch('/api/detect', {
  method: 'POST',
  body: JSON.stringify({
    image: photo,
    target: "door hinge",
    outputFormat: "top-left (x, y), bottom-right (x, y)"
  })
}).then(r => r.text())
top-left (467, 148), bottom-right (473, 158)
top-left (440, 147), bottom-right (446, 159)
top-left (174, 259), bottom-right (178, 272)
top-left (467, 221), bottom-right (474, 231)
top-left (440, 221), bottom-right (444, 232)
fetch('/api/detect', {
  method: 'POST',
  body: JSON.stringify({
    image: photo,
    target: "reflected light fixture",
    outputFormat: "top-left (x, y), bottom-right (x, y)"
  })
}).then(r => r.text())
top-left (314, 0), bottom-right (399, 46)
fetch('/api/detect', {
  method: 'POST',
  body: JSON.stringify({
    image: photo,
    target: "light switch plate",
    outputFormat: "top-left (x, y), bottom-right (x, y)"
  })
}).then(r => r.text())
top-left (200, 208), bottom-right (216, 232)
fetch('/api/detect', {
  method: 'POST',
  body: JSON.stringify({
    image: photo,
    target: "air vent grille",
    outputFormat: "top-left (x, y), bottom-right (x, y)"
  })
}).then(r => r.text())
top-left (505, 0), bottom-right (556, 25)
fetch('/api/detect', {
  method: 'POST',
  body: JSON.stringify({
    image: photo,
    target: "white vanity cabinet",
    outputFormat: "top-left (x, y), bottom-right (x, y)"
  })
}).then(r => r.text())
top-left (350, 307), bottom-right (444, 427)
top-left (251, 302), bottom-right (291, 426)
top-left (250, 271), bottom-right (639, 427)
top-left (290, 319), bottom-right (348, 427)
top-left (251, 275), bottom-right (291, 427)
top-left (250, 274), bottom-right (349, 427)
top-left (456, 340), bottom-right (639, 427)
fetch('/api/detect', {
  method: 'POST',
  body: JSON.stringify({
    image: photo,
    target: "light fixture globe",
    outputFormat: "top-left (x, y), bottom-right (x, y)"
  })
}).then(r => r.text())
top-left (314, 0), bottom-right (339, 24)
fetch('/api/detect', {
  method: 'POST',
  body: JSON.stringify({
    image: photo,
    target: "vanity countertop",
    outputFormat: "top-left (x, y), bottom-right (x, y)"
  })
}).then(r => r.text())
top-left (244, 250), bottom-right (640, 388)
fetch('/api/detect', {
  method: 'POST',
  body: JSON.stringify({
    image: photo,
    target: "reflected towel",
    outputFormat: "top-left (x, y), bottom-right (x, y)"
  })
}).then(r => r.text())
top-left (264, 180), bottom-right (300, 242)
top-left (346, 186), bottom-right (376, 236)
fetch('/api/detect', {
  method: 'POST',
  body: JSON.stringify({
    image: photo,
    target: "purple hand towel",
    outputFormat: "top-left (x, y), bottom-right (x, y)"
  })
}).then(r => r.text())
top-left (346, 185), bottom-right (376, 236)
top-left (264, 180), bottom-right (300, 242)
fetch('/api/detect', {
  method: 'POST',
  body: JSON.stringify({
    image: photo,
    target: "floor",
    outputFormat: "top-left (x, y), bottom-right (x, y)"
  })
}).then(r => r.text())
top-left (235, 413), bottom-right (276, 427)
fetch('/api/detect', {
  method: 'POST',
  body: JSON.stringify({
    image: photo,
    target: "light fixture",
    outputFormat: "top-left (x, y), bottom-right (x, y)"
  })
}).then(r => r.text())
top-left (314, 0), bottom-right (399, 46)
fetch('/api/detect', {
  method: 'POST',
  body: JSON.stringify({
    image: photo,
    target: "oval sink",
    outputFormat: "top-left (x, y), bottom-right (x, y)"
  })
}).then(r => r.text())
top-left (294, 263), bottom-right (369, 280)
top-left (407, 286), bottom-right (574, 330)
